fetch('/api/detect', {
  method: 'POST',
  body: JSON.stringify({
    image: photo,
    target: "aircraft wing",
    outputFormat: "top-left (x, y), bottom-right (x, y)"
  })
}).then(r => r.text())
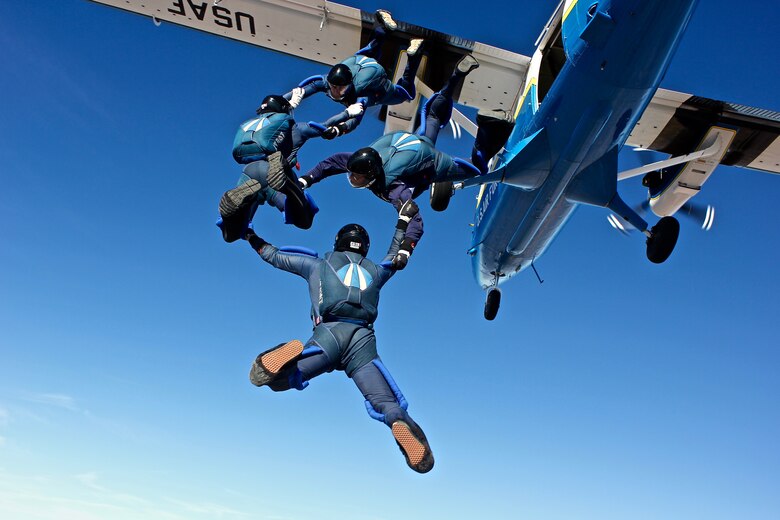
top-left (88, 0), bottom-right (531, 132)
top-left (627, 88), bottom-right (780, 175)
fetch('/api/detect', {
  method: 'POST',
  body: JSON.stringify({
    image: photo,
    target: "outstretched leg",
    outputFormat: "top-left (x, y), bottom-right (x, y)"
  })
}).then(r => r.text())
top-left (250, 339), bottom-right (335, 392)
top-left (394, 39), bottom-right (425, 101)
top-left (417, 54), bottom-right (480, 144)
top-left (249, 340), bottom-right (305, 387)
top-left (218, 178), bottom-right (263, 242)
top-left (356, 10), bottom-right (394, 58)
top-left (351, 359), bottom-right (434, 473)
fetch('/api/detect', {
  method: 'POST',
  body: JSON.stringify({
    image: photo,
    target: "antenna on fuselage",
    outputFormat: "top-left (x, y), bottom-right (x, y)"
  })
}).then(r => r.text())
top-left (531, 260), bottom-right (544, 284)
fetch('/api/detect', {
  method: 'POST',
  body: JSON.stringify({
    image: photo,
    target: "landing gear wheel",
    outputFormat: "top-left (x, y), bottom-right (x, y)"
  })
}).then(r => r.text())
top-left (429, 181), bottom-right (453, 212)
top-left (484, 288), bottom-right (501, 321)
top-left (646, 216), bottom-right (680, 264)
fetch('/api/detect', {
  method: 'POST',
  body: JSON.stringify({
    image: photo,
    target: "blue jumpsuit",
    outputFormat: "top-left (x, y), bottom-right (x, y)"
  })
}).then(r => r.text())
top-left (230, 109), bottom-right (351, 227)
top-left (292, 25), bottom-right (422, 134)
top-left (299, 91), bottom-right (482, 244)
top-left (256, 229), bottom-right (421, 429)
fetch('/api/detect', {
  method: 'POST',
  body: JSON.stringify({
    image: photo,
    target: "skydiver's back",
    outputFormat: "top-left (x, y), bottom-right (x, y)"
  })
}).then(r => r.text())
top-left (232, 112), bottom-right (294, 164)
top-left (318, 250), bottom-right (386, 325)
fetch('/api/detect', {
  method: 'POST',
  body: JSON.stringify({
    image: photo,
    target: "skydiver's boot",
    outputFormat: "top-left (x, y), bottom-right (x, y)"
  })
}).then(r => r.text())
top-left (375, 9), bottom-right (397, 31)
top-left (267, 152), bottom-right (305, 202)
top-left (472, 109), bottom-right (515, 173)
top-left (391, 419), bottom-right (435, 473)
top-left (267, 152), bottom-right (315, 229)
top-left (218, 179), bottom-right (262, 242)
top-left (249, 340), bottom-right (304, 387)
top-left (440, 54), bottom-right (479, 99)
top-left (406, 38), bottom-right (424, 58)
top-left (455, 54), bottom-right (480, 76)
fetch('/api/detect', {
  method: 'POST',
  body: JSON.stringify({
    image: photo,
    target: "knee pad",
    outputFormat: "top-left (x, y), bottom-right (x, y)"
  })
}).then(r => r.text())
top-left (364, 359), bottom-right (409, 423)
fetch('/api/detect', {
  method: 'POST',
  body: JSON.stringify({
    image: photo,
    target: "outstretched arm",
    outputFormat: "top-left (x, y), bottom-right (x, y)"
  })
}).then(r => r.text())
top-left (387, 197), bottom-right (421, 271)
top-left (297, 152), bottom-right (352, 188)
top-left (377, 199), bottom-right (420, 281)
top-left (319, 98), bottom-right (367, 140)
top-left (245, 229), bottom-right (317, 279)
top-left (284, 77), bottom-right (326, 104)
top-left (387, 184), bottom-right (424, 242)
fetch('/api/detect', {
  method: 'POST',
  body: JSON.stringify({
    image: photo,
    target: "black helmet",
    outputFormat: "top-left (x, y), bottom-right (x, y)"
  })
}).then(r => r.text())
top-left (334, 224), bottom-right (370, 256)
top-left (327, 64), bottom-right (353, 87)
top-left (346, 147), bottom-right (383, 188)
top-left (257, 94), bottom-right (292, 114)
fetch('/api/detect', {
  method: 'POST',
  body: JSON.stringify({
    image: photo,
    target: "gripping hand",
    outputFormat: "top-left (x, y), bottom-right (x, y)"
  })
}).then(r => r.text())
top-left (322, 122), bottom-right (349, 140)
top-left (392, 237), bottom-right (416, 271)
top-left (346, 102), bottom-right (365, 117)
top-left (392, 250), bottom-right (409, 270)
top-left (289, 87), bottom-right (305, 109)
top-left (244, 228), bottom-right (268, 251)
top-left (398, 199), bottom-right (419, 222)
top-left (395, 199), bottom-right (419, 232)
top-left (298, 175), bottom-right (314, 189)
top-left (322, 126), bottom-right (341, 140)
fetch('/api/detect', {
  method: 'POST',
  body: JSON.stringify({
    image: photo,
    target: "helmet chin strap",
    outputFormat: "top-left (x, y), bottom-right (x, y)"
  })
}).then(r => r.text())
top-left (347, 177), bottom-right (375, 189)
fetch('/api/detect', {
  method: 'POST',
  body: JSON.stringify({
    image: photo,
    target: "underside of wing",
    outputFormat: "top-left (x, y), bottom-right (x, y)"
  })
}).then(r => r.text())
top-left (627, 88), bottom-right (780, 175)
top-left (89, 0), bottom-right (530, 125)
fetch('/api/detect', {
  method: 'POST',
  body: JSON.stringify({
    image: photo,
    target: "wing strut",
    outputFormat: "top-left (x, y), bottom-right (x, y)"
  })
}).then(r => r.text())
top-left (617, 134), bottom-right (726, 181)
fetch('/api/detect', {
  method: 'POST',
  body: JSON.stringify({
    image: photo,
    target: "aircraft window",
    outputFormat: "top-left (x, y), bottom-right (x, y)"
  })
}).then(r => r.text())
top-left (537, 23), bottom-right (565, 104)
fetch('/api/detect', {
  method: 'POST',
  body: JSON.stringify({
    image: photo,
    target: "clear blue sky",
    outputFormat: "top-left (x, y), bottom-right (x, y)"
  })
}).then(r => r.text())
top-left (1, 1), bottom-right (778, 519)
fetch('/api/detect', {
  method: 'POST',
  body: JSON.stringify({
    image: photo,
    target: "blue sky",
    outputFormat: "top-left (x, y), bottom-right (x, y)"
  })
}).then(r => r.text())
top-left (0, 1), bottom-right (778, 519)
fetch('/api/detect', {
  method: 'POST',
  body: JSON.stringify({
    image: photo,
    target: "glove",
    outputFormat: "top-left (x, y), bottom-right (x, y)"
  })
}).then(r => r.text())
top-left (289, 87), bottom-right (305, 109)
top-left (298, 175), bottom-right (314, 189)
top-left (396, 199), bottom-right (419, 231)
top-left (346, 102), bottom-right (364, 117)
top-left (322, 126), bottom-right (341, 140)
top-left (322, 122), bottom-right (349, 140)
top-left (244, 228), bottom-right (268, 251)
top-left (392, 237), bottom-right (416, 270)
top-left (398, 199), bottom-right (419, 222)
top-left (392, 249), bottom-right (410, 270)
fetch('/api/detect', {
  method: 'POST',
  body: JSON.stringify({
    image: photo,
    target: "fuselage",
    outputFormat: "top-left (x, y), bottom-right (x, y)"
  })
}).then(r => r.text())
top-left (471, 0), bottom-right (700, 288)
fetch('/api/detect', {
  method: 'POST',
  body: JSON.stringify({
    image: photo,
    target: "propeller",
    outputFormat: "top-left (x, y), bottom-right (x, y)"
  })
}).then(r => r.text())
top-left (680, 202), bottom-right (716, 231)
top-left (608, 148), bottom-right (717, 235)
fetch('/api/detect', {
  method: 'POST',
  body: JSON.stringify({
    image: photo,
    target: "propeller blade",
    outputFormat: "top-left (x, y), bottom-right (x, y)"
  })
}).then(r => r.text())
top-left (607, 213), bottom-right (632, 236)
top-left (679, 202), bottom-right (716, 231)
top-left (449, 118), bottom-right (462, 139)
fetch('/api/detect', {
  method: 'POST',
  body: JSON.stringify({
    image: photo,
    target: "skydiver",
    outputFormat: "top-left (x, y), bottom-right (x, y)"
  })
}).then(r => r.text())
top-left (293, 54), bottom-right (498, 270)
top-left (242, 201), bottom-right (434, 474)
top-left (217, 94), bottom-right (364, 242)
top-left (286, 9), bottom-right (424, 138)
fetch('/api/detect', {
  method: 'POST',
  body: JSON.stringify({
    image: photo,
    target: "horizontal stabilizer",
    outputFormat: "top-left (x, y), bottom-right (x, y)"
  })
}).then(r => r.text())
top-left (628, 88), bottom-right (780, 175)
top-left (459, 129), bottom-right (551, 190)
